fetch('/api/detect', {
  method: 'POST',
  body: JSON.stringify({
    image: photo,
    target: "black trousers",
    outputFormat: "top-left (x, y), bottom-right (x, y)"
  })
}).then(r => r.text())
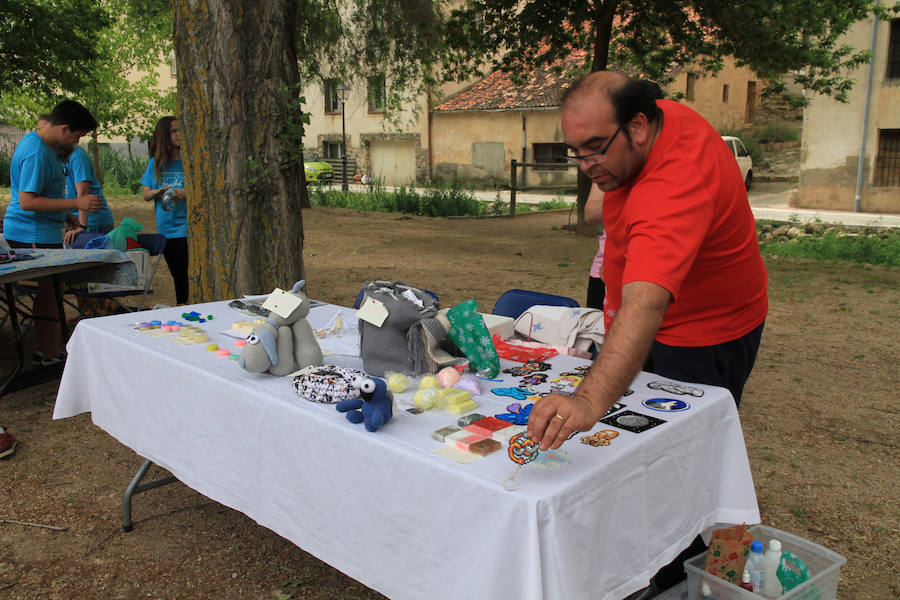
top-left (162, 236), bottom-right (189, 305)
top-left (586, 276), bottom-right (606, 310)
top-left (645, 321), bottom-right (765, 590)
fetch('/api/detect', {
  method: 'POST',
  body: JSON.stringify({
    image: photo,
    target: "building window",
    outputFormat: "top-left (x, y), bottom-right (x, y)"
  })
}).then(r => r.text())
top-left (169, 50), bottom-right (177, 77)
top-left (722, 84), bottom-right (729, 103)
top-left (324, 79), bottom-right (342, 113)
top-left (888, 19), bottom-right (900, 79)
top-left (532, 143), bottom-right (568, 170)
top-left (367, 75), bottom-right (386, 112)
top-left (685, 73), bottom-right (698, 101)
top-left (874, 129), bottom-right (900, 186)
top-left (324, 140), bottom-right (343, 159)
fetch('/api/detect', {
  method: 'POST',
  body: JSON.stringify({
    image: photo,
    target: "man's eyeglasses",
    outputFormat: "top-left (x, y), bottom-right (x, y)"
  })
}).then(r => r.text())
top-left (566, 125), bottom-right (623, 164)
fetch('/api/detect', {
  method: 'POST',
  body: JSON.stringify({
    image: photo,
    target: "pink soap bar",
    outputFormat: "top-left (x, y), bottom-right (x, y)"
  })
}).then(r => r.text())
top-left (217, 348), bottom-right (231, 356)
top-left (455, 434), bottom-right (486, 451)
top-left (235, 339), bottom-right (247, 347)
top-left (465, 416), bottom-right (513, 437)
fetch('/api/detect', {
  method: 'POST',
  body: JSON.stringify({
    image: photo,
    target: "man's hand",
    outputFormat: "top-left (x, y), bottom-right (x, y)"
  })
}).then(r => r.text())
top-left (63, 222), bottom-right (86, 244)
top-left (75, 194), bottom-right (103, 213)
top-left (528, 392), bottom-right (601, 451)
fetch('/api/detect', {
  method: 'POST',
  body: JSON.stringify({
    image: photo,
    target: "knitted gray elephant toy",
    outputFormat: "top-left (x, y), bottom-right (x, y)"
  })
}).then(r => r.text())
top-left (239, 280), bottom-right (323, 376)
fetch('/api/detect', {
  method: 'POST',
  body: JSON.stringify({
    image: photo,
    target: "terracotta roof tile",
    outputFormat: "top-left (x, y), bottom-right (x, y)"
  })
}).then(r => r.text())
top-left (434, 51), bottom-right (588, 112)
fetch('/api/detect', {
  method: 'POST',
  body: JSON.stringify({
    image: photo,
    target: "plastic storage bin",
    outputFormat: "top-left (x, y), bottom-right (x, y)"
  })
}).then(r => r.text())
top-left (683, 524), bottom-right (846, 600)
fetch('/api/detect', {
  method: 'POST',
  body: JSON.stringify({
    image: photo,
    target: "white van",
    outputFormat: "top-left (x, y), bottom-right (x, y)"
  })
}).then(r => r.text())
top-left (721, 135), bottom-right (753, 190)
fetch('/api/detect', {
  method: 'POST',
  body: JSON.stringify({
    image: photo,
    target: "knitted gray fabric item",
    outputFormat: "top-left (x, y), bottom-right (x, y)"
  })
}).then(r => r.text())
top-left (358, 281), bottom-right (444, 376)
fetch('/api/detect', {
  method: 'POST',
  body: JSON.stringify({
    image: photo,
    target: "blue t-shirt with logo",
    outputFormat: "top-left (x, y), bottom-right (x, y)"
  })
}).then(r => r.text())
top-left (140, 158), bottom-right (186, 239)
top-left (3, 130), bottom-right (68, 244)
top-left (66, 146), bottom-right (114, 230)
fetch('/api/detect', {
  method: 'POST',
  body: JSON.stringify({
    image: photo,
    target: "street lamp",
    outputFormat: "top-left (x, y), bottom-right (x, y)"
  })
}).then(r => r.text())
top-left (337, 83), bottom-right (350, 191)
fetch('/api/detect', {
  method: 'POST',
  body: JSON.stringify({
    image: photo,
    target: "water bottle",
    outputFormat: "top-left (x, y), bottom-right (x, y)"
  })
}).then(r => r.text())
top-left (748, 540), bottom-right (766, 592)
top-left (161, 187), bottom-right (178, 211)
top-left (763, 539), bottom-right (784, 598)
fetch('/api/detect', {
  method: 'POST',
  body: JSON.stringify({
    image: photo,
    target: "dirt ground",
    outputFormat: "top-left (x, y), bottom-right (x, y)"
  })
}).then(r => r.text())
top-left (1, 200), bottom-right (898, 600)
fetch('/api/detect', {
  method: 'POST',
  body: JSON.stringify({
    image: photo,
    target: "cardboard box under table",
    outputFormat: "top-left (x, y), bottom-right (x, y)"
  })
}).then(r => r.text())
top-left (54, 300), bottom-right (760, 600)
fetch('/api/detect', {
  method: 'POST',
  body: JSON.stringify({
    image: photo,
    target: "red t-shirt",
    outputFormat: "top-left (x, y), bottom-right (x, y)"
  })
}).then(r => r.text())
top-left (602, 100), bottom-right (768, 346)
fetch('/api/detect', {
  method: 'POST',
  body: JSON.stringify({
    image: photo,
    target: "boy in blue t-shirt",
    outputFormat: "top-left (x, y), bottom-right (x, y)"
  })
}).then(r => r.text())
top-left (62, 144), bottom-right (115, 238)
top-left (3, 100), bottom-right (102, 364)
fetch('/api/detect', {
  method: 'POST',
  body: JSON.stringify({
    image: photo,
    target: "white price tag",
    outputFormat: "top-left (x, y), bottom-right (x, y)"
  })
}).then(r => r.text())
top-left (356, 297), bottom-right (389, 327)
top-left (262, 288), bottom-right (303, 319)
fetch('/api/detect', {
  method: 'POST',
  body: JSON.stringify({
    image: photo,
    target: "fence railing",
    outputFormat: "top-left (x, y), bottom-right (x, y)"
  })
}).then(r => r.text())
top-left (508, 158), bottom-right (578, 217)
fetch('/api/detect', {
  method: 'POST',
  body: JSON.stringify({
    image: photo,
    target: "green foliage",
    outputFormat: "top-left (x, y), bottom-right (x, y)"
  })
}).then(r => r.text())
top-left (95, 146), bottom-right (146, 194)
top-left (440, 1), bottom-right (900, 102)
top-left (0, 0), bottom-right (111, 96)
top-left (757, 222), bottom-right (900, 267)
top-left (0, 0), bottom-right (174, 142)
top-left (0, 150), bottom-right (10, 187)
top-left (751, 122), bottom-right (801, 144)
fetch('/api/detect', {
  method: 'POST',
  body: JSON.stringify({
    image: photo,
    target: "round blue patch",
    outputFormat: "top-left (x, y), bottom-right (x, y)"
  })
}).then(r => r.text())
top-left (642, 398), bottom-right (690, 412)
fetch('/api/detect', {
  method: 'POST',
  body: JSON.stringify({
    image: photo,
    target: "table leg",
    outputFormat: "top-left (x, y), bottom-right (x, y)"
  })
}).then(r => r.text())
top-left (51, 274), bottom-right (70, 342)
top-left (122, 459), bottom-right (179, 532)
top-left (0, 283), bottom-right (25, 398)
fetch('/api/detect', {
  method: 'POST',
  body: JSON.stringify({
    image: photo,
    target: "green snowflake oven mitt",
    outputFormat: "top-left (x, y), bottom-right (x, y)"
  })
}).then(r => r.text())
top-left (445, 298), bottom-right (500, 378)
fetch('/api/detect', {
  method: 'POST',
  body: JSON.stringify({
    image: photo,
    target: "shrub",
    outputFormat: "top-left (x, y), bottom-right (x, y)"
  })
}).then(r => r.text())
top-left (0, 150), bottom-right (10, 186)
top-left (96, 146), bottom-right (146, 194)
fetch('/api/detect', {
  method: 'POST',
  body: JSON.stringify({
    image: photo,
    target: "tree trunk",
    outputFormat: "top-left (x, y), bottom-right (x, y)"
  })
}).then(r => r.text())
top-left (90, 132), bottom-right (102, 181)
top-left (172, 0), bottom-right (308, 302)
top-left (575, 0), bottom-right (618, 236)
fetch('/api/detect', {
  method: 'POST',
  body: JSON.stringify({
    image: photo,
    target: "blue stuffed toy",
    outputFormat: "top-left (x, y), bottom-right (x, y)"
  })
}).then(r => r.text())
top-left (336, 377), bottom-right (393, 432)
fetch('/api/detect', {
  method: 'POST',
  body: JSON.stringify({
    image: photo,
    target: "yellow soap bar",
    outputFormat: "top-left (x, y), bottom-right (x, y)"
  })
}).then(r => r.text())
top-left (414, 388), bottom-right (439, 410)
top-left (445, 399), bottom-right (478, 415)
top-left (419, 375), bottom-right (439, 389)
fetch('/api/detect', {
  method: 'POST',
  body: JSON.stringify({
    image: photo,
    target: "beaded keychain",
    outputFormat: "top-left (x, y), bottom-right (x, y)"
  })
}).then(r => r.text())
top-left (504, 432), bottom-right (542, 491)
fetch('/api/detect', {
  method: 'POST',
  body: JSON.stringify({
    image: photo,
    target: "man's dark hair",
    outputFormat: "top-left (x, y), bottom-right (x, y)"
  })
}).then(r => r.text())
top-left (561, 73), bottom-right (664, 128)
top-left (609, 79), bottom-right (664, 128)
top-left (49, 100), bottom-right (98, 133)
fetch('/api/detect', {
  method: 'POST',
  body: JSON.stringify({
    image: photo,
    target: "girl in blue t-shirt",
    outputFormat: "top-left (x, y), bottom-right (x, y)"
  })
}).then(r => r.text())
top-left (141, 116), bottom-right (188, 304)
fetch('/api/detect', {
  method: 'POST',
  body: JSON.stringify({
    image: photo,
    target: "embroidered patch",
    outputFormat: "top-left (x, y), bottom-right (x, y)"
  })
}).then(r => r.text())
top-left (292, 366), bottom-right (367, 404)
top-left (601, 402), bottom-right (626, 418)
top-left (519, 373), bottom-right (548, 386)
top-left (642, 398), bottom-right (691, 412)
top-left (503, 360), bottom-right (552, 377)
top-left (600, 410), bottom-right (666, 433)
top-left (560, 366), bottom-right (590, 377)
top-left (647, 381), bottom-right (704, 397)
top-left (495, 402), bottom-right (533, 425)
top-left (491, 386), bottom-right (531, 400)
top-left (581, 429), bottom-right (619, 447)
top-left (551, 374), bottom-right (582, 387)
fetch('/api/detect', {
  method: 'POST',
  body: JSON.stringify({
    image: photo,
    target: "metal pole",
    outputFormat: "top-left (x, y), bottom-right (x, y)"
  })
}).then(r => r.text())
top-left (341, 100), bottom-right (348, 192)
top-left (854, 5), bottom-right (879, 213)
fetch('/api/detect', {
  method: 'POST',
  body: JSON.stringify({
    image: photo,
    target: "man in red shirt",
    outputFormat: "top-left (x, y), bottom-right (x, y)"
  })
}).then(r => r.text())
top-left (528, 69), bottom-right (768, 594)
top-left (530, 70), bottom-right (766, 447)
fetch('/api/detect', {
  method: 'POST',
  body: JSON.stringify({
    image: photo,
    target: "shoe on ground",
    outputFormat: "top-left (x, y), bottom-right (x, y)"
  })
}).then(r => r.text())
top-left (0, 428), bottom-right (17, 459)
top-left (32, 350), bottom-right (67, 366)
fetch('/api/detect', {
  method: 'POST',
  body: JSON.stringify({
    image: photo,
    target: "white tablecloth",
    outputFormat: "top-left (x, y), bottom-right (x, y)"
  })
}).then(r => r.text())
top-left (54, 300), bottom-right (759, 600)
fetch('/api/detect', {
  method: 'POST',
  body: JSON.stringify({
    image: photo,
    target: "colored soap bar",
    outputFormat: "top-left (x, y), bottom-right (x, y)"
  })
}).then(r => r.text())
top-left (492, 424), bottom-right (526, 443)
top-left (431, 425), bottom-right (461, 443)
top-left (206, 344), bottom-right (219, 351)
top-left (468, 438), bottom-right (502, 456)
top-left (444, 429), bottom-right (472, 444)
top-left (216, 348), bottom-right (230, 356)
top-left (234, 339), bottom-right (247, 347)
top-left (457, 413), bottom-right (486, 427)
top-left (456, 434), bottom-right (487, 451)
top-left (432, 445), bottom-right (482, 464)
top-left (445, 399), bottom-right (478, 415)
top-left (436, 388), bottom-right (471, 411)
top-left (465, 416), bottom-right (513, 437)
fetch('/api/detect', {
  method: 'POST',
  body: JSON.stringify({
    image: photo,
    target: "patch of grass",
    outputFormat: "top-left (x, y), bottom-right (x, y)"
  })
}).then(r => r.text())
top-left (757, 222), bottom-right (900, 267)
top-left (309, 179), bottom-right (487, 217)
